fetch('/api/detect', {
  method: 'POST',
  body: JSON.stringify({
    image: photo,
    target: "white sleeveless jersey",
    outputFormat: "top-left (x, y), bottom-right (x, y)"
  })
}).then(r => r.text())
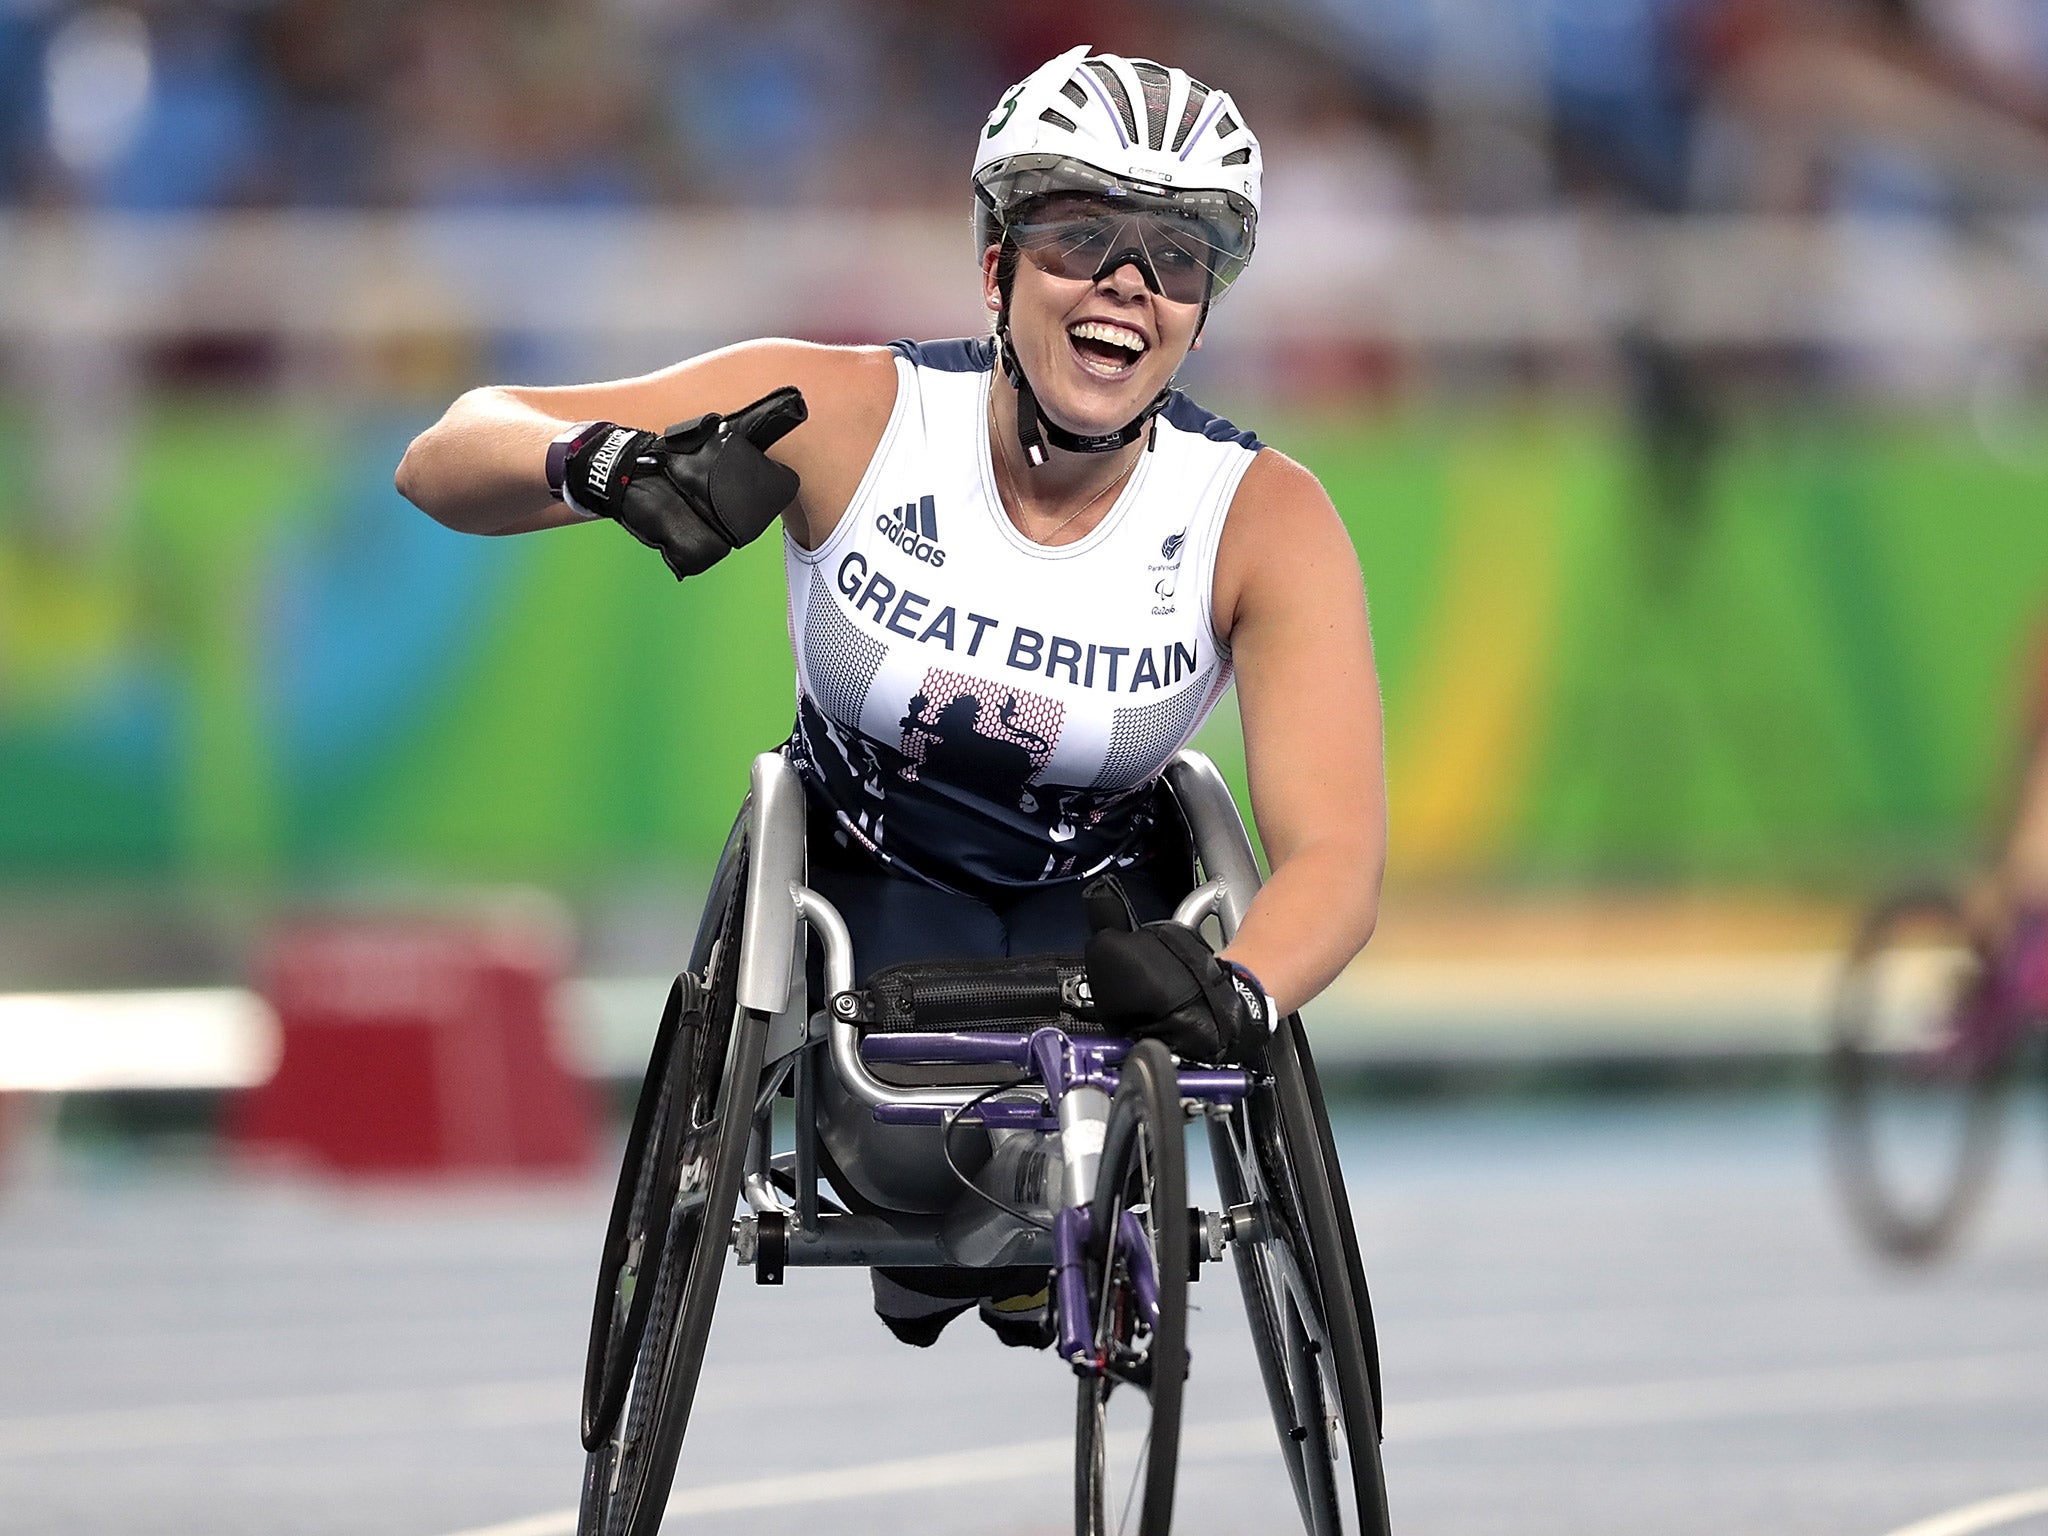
top-left (785, 337), bottom-right (1261, 891)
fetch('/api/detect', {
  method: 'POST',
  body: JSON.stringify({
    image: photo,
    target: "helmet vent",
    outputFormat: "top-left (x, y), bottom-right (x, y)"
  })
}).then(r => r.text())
top-left (1131, 60), bottom-right (1172, 151)
top-left (1215, 111), bottom-right (1240, 138)
top-left (1039, 108), bottom-right (1077, 132)
top-left (1220, 147), bottom-right (1252, 166)
top-left (1061, 79), bottom-right (1090, 109)
top-left (1082, 59), bottom-right (1139, 143)
top-left (1170, 84), bottom-right (1210, 151)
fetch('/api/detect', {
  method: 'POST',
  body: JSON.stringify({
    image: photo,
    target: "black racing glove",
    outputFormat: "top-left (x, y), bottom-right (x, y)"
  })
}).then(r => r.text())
top-left (559, 386), bottom-right (808, 579)
top-left (1082, 875), bottom-right (1273, 1069)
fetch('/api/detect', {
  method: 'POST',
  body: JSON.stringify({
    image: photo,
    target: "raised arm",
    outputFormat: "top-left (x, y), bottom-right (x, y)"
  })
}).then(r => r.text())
top-left (1998, 657), bottom-right (2048, 915)
top-left (1213, 450), bottom-right (1387, 1016)
top-left (393, 339), bottom-right (898, 547)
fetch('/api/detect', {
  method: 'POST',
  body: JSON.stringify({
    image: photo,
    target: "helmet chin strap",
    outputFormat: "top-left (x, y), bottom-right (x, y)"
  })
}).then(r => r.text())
top-left (996, 327), bottom-right (1168, 467)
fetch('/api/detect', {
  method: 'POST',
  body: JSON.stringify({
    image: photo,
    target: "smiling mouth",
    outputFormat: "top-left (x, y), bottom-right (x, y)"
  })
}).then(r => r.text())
top-left (1067, 319), bottom-right (1147, 378)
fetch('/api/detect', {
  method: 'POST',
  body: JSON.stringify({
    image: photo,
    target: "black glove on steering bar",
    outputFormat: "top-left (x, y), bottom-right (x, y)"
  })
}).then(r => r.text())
top-left (1081, 874), bottom-right (1273, 1069)
top-left (555, 386), bottom-right (808, 580)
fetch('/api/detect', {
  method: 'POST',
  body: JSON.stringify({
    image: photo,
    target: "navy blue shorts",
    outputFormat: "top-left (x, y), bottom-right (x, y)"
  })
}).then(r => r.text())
top-left (803, 798), bottom-right (1188, 978)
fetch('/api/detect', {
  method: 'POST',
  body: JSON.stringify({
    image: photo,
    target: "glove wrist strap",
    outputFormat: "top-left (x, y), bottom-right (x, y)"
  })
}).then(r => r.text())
top-left (547, 420), bottom-right (606, 516)
top-left (561, 422), bottom-right (650, 522)
top-left (1223, 960), bottom-right (1279, 1034)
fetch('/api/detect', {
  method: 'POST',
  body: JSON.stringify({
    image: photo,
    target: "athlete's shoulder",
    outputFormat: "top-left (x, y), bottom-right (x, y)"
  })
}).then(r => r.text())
top-left (888, 336), bottom-right (998, 373)
top-left (1213, 446), bottom-right (1359, 642)
top-left (1160, 390), bottom-right (1264, 452)
top-left (1232, 445), bottom-right (1340, 532)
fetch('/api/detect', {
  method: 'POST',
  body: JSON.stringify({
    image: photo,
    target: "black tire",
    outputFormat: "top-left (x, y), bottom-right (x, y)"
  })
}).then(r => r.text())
top-left (1285, 1017), bottom-right (1385, 1436)
top-left (579, 825), bottom-right (748, 1448)
top-left (1213, 1019), bottom-right (1390, 1536)
top-left (1076, 1039), bottom-right (1189, 1536)
top-left (1828, 887), bottom-right (2016, 1261)
top-left (581, 972), bottom-right (696, 1449)
top-left (580, 856), bottom-right (765, 1536)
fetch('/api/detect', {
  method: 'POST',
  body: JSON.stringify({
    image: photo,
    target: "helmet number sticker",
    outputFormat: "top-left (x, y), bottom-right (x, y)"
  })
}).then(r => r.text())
top-left (985, 86), bottom-right (1024, 138)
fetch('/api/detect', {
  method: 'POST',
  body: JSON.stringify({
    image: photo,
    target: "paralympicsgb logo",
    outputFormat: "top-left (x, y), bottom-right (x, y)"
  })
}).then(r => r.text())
top-left (878, 494), bottom-right (946, 566)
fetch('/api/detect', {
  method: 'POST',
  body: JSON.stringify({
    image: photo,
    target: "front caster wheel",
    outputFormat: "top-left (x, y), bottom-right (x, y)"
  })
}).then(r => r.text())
top-left (1075, 1038), bottom-right (1189, 1536)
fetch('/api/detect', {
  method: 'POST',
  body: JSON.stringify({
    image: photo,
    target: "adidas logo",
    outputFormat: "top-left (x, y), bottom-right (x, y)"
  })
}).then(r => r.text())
top-left (876, 494), bottom-right (946, 566)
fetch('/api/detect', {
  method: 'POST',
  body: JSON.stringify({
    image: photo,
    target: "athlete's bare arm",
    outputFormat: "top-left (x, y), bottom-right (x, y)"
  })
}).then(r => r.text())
top-left (2000, 713), bottom-right (2048, 910)
top-left (394, 340), bottom-right (898, 548)
top-left (1210, 450), bottom-right (1387, 1016)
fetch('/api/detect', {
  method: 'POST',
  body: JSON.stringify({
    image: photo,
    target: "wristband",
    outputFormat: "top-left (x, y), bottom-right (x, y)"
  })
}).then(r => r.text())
top-left (546, 420), bottom-right (603, 513)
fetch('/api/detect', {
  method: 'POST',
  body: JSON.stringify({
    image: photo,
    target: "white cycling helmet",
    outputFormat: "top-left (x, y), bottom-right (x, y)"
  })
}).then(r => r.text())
top-left (974, 46), bottom-right (1261, 297)
top-left (972, 47), bottom-right (1263, 462)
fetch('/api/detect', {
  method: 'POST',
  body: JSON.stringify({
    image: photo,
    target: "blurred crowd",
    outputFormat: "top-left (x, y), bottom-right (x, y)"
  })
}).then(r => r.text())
top-left (4, 0), bottom-right (2048, 221)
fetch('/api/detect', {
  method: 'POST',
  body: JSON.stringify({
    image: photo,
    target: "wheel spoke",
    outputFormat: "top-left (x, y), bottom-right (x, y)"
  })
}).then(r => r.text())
top-left (1093, 1190), bottom-right (1125, 1364)
top-left (1116, 1427), bottom-right (1151, 1536)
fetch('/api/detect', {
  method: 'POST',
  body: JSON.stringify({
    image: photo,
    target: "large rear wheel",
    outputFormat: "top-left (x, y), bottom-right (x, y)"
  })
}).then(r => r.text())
top-left (1214, 1020), bottom-right (1391, 1536)
top-left (1075, 1039), bottom-right (1189, 1536)
top-left (581, 971), bottom-right (698, 1449)
top-left (580, 857), bottom-right (764, 1536)
top-left (1828, 887), bottom-right (2016, 1261)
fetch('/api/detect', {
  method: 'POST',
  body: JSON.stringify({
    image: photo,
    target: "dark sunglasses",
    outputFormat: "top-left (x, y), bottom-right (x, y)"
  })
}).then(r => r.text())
top-left (1009, 210), bottom-right (1230, 306)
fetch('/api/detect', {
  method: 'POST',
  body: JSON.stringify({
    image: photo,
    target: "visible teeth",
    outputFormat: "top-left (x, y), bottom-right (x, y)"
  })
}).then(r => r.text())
top-left (1069, 321), bottom-right (1146, 354)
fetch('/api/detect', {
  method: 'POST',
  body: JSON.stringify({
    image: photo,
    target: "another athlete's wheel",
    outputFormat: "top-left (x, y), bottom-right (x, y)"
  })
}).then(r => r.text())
top-left (1076, 1038), bottom-right (1189, 1536)
top-left (580, 853), bottom-right (764, 1536)
top-left (1214, 1019), bottom-right (1391, 1536)
top-left (1829, 887), bottom-right (2016, 1261)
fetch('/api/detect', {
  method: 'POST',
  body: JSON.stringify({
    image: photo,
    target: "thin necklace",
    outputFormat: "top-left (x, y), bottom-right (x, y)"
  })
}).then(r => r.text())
top-left (990, 396), bottom-right (1139, 544)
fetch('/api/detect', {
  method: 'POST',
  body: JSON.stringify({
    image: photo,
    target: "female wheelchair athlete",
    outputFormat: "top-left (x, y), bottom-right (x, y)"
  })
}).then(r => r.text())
top-left (575, 748), bottom-right (1391, 1536)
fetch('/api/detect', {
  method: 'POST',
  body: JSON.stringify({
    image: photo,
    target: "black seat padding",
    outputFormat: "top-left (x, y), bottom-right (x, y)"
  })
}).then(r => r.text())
top-left (853, 953), bottom-right (1104, 1036)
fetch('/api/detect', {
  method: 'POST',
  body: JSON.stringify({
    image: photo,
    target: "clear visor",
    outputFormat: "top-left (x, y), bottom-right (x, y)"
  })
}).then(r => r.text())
top-left (975, 154), bottom-right (1257, 304)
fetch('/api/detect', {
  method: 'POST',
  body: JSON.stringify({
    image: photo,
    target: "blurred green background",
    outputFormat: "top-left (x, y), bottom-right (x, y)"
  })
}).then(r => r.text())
top-left (4, 399), bottom-right (2043, 894)
top-left (4, 0), bottom-right (2048, 992)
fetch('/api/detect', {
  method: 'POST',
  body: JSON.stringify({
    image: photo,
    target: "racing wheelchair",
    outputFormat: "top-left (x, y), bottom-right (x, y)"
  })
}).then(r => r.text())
top-left (576, 749), bottom-right (1391, 1536)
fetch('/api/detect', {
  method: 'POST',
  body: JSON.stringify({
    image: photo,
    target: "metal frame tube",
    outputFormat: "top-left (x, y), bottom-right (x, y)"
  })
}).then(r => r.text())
top-left (795, 1034), bottom-right (819, 1234)
top-left (800, 884), bottom-right (997, 1111)
top-left (782, 1211), bottom-right (1053, 1268)
top-left (1058, 1084), bottom-right (1112, 1210)
top-left (753, 747), bottom-right (1268, 1123)
top-left (737, 753), bottom-right (807, 1017)
top-left (1163, 750), bottom-right (1262, 940)
top-left (743, 1112), bottom-right (779, 1214)
top-left (1173, 879), bottom-right (1227, 931)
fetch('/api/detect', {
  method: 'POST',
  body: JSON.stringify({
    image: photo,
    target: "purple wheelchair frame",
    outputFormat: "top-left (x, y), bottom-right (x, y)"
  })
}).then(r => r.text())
top-left (724, 749), bottom-right (1266, 1373)
top-left (861, 1026), bottom-right (1248, 1367)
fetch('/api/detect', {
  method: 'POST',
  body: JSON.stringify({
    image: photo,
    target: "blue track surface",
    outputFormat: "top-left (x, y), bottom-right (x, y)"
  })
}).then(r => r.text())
top-left (2, 1093), bottom-right (2045, 1536)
